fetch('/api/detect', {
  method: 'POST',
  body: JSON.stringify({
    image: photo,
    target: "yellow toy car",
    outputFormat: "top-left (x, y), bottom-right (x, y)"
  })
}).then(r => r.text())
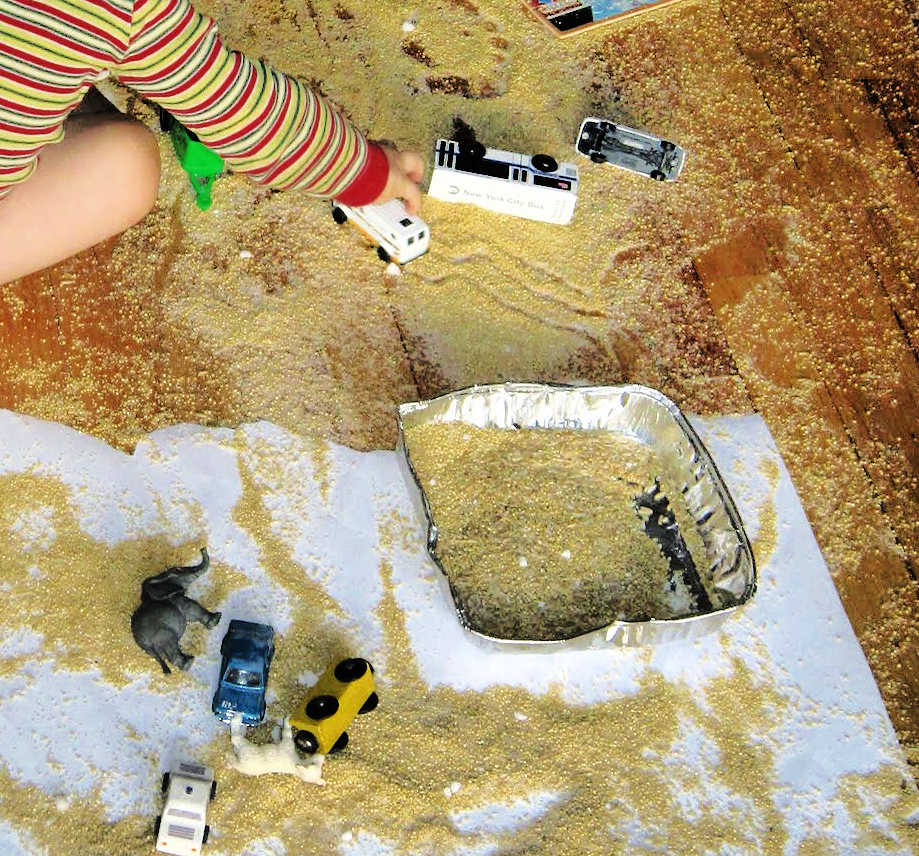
top-left (290, 658), bottom-right (378, 754)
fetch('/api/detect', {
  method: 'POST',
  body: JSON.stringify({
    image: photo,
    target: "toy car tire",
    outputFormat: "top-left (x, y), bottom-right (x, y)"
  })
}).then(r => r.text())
top-left (294, 729), bottom-right (320, 755)
top-left (358, 691), bottom-right (379, 714)
top-left (589, 152), bottom-right (607, 164)
top-left (376, 246), bottom-right (391, 263)
top-left (161, 772), bottom-right (170, 793)
top-left (459, 141), bottom-right (486, 160)
top-left (154, 815), bottom-right (161, 838)
top-left (650, 170), bottom-right (666, 181)
top-left (332, 206), bottom-right (348, 225)
top-left (531, 154), bottom-right (558, 173)
top-left (210, 780), bottom-right (217, 801)
top-left (306, 694), bottom-right (339, 720)
top-left (334, 658), bottom-right (370, 682)
top-left (203, 825), bottom-right (210, 844)
top-left (330, 731), bottom-right (349, 753)
top-left (660, 141), bottom-right (676, 152)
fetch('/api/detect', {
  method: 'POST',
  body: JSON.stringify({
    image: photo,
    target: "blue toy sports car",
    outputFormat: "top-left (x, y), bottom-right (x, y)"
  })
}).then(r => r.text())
top-left (212, 619), bottom-right (275, 725)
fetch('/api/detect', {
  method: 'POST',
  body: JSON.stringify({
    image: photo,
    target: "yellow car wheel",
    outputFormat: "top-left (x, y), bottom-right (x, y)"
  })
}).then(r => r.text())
top-left (294, 729), bottom-right (319, 755)
top-left (358, 692), bottom-right (379, 714)
top-left (305, 695), bottom-right (338, 719)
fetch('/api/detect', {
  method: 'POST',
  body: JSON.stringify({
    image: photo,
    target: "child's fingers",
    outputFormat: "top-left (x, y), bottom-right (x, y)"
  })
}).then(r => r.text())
top-left (400, 151), bottom-right (425, 183)
top-left (400, 175), bottom-right (422, 214)
top-left (374, 143), bottom-right (424, 212)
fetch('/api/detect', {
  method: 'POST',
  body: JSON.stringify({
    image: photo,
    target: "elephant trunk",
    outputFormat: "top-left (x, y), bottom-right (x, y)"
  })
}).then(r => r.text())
top-left (185, 547), bottom-right (209, 577)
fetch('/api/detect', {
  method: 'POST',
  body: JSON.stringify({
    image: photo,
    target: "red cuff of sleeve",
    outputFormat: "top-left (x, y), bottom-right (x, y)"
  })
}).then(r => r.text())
top-left (334, 142), bottom-right (389, 207)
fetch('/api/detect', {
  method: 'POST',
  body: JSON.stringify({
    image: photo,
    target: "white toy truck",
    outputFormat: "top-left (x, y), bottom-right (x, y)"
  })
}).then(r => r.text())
top-left (154, 761), bottom-right (217, 855)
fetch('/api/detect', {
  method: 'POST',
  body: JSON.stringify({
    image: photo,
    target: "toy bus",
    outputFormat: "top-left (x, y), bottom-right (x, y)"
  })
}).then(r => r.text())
top-left (290, 657), bottom-right (378, 755)
top-left (331, 198), bottom-right (430, 264)
top-left (428, 139), bottom-right (579, 225)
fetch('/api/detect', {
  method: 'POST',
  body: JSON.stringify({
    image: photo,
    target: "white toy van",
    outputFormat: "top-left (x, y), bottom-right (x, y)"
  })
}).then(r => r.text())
top-left (331, 198), bottom-right (430, 264)
top-left (428, 139), bottom-right (579, 225)
top-left (155, 761), bottom-right (216, 855)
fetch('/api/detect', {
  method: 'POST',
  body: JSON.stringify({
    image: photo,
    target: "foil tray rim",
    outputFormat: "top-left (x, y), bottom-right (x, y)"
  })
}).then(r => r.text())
top-left (397, 382), bottom-right (757, 649)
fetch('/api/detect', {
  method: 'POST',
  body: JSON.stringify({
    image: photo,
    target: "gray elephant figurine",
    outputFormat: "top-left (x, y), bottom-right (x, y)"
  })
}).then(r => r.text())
top-left (130, 547), bottom-right (222, 674)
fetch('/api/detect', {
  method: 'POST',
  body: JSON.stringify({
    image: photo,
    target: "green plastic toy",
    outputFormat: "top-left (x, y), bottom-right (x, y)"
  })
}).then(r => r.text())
top-left (160, 111), bottom-right (224, 211)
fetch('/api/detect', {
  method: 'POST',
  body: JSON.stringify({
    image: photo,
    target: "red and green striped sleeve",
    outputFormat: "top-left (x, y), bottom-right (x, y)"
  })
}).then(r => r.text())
top-left (115, 0), bottom-right (388, 202)
top-left (0, 0), bottom-right (388, 203)
top-left (0, 0), bottom-right (131, 200)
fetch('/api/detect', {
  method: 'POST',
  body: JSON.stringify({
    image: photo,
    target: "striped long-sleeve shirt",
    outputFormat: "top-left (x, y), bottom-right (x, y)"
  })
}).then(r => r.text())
top-left (0, 0), bottom-right (388, 203)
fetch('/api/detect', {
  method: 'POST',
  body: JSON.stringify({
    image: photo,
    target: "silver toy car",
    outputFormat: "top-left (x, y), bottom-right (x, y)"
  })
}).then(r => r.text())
top-left (576, 117), bottom-right (686, 181)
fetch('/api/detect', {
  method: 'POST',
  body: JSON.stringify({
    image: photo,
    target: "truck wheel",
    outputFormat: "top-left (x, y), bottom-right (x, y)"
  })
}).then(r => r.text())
top-left (154, 816), bottom-right (161, 838)
top-left (650, 170), bottom-right (666, 181)
top-left (210, 780), bottom-right (217, 801)
top-left (590, 152), bottom-right (607, 164)
top-left (358, 691), bottom-right (379, 714)
top-left (376, 246), bottom-right (391, 263)
top-left (330, 732), bottom-right (349, 753)
top-left (335, 658), bottom-right (369, 682)
top-left (332, 206), bottom-right (348, 225)
top-left (161, 773), bottom-right (170, 793)
top-left (203, 825), bottom-right (210, 844)
top-left (306, 694), bottom-right (339, 720)
top-left (531, 154), bottom-right (558, 173)
top-left (294, 729), bottom-right (319, 755)
top-left (660, 140), bottom-right (676, 152)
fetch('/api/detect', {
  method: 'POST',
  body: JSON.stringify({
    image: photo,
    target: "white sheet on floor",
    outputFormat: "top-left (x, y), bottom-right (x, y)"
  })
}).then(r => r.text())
top-left (0, 410), bottom-right (915, 854)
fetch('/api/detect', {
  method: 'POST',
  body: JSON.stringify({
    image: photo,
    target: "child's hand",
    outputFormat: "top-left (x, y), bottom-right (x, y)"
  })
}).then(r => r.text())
top-left (374, 145), bottom-right (424, 215)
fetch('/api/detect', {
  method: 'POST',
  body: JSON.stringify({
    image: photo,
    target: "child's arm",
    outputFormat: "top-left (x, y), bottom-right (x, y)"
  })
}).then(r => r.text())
top-left (115, 0), bottom-right (421, 208)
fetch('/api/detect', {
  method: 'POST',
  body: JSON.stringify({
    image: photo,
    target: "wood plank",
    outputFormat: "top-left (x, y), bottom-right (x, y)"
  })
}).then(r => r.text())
top-left (707, 0), bottom-right (919, 758)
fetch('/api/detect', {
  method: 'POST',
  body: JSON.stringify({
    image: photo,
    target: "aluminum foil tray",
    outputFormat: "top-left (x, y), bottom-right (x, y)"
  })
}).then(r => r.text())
top-left (397, 383), bottom-right (756, 648)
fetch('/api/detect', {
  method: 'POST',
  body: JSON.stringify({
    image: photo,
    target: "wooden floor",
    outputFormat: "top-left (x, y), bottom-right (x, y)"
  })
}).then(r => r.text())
top-left (2, 0), bottom-right (918, 767)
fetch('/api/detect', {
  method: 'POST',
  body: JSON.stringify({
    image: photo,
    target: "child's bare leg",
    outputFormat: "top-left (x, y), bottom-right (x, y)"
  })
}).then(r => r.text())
top-left (0, 115), bottom-right (160, 285)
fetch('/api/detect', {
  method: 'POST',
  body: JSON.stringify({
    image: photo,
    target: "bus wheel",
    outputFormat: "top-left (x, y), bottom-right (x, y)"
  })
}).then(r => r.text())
top-left (459, 141), bottom-right (486, 160)
top-left (590, 152), bottom-right (606, 164)
top-left (531, 154), bottom-right (558, 173)
top-left (650, 170), bottom-right (666, 181)
top-left (332, 206), bottom-right (348, 225)
top-left (377, 246), bottom-right (391, 263)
